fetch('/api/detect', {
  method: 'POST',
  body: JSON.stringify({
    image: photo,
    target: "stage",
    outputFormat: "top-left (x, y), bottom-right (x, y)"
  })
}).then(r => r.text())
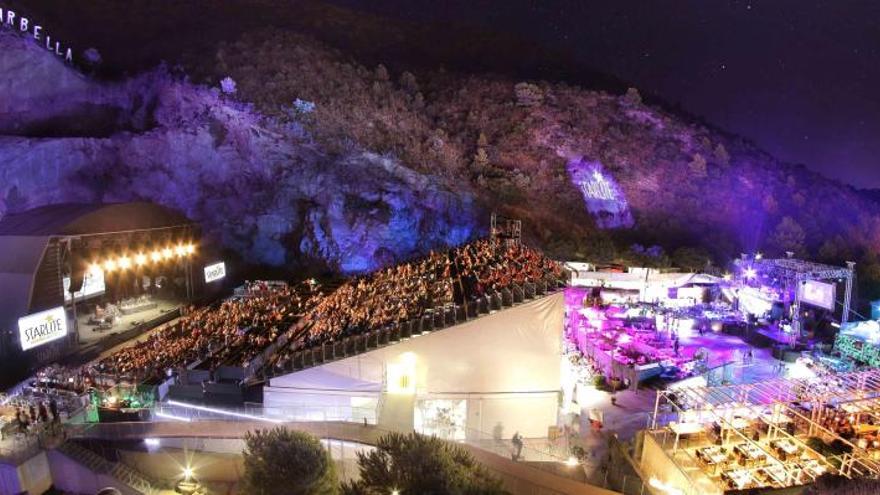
top-left (75, 298), bottom-right (183, 344)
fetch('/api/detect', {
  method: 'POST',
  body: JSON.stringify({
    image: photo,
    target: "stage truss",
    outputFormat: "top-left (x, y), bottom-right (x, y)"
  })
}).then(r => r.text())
top-left (742, 256), bottom-right (856, 338)
top-left (651, 369), bottom-right (880, 491)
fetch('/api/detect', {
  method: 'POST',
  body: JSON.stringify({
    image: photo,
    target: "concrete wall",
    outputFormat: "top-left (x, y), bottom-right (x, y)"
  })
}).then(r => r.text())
top-left (0, 452), bottom-right (52, 495)
top-left (266, 294), bottom-right (564, 439)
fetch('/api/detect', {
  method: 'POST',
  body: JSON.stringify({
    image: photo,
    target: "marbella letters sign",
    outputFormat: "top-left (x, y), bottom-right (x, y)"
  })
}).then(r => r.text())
top-left (0, 6), bottom-right (73, 63)
top-left (18, 306), bottom-right (68, 351)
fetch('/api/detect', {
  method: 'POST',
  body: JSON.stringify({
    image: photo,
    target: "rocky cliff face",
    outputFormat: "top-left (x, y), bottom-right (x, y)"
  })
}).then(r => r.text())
top-left (0, 30), bottom-right (477, 273)
top-left (208, 29), bottom-right (880, 268)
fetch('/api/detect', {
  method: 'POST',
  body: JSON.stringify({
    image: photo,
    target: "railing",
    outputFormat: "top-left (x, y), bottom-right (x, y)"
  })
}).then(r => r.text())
top-left (646, 429), bottom-right (721, 495)
top-left (155, 402), bottom-right (380, 425)
top-left (65, 402), bottom-right (381, 430)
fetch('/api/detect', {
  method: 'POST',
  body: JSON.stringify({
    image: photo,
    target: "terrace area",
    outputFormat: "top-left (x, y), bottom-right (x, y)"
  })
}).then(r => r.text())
top-left (641, 369), bottom-right (880, 494)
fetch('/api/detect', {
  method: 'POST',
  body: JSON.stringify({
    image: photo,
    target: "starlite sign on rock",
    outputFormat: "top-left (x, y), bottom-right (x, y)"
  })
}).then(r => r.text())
top-left (18, 306), bottom-right (68, 351)
top-left (566, 159), bottom-right (634, 229)
top-left (0, 6), bottom-right (73, 63)
top-left (204, 262), bottom-right (226, 283)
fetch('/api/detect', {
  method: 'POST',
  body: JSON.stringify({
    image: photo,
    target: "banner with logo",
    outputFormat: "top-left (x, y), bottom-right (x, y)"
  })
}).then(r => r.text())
top-left (204, 262), bottom-right (226, 283)
top-left (19, 306), bottom-right (68, 351)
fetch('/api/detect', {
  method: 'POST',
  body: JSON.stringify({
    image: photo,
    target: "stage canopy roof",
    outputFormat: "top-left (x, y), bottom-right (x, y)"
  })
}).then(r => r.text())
top-left (0, 202), bottom-right (191, 237)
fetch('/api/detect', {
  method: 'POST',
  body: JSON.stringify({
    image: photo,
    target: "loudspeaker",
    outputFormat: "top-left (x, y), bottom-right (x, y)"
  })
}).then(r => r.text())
top-left (68, 250), bottom-right (86, 293)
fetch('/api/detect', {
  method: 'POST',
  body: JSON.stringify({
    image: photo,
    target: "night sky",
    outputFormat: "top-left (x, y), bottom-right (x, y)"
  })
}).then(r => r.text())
top-left (334, 0), bottom-right (880, 189)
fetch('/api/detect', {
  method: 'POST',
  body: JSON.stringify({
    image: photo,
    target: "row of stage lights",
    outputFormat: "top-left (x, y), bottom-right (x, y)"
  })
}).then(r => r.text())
top-left (89, 243), bottom-right (196, 273)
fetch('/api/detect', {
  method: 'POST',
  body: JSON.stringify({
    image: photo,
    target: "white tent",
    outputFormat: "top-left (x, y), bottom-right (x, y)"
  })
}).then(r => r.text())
top-left (265, 293), bottom-right (565, 438)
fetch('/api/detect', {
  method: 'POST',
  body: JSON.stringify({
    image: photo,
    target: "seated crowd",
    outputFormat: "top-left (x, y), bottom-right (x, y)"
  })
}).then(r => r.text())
top-left (28, 240), bottom-right (559, 391)
top-left (276, 239), bottom-right (562, 363)
top-left (96, 282), bottom-right (320, 381)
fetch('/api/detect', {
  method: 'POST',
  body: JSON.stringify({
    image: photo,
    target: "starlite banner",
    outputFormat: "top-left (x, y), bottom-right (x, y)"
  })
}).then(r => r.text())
top-left (19, 306), bottom-right (68, 351)
top-left (0, 6), bottom-right (73, 63)
top-left (204, 262), bottom-right (226, 283)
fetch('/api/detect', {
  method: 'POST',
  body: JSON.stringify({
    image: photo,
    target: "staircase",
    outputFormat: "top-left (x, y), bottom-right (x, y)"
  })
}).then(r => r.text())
top-left (55, 441), bottom-right (166, 495)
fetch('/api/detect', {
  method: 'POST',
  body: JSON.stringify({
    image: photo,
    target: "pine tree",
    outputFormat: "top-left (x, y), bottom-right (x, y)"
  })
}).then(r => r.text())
top-left (688, 154), bottom-right (708, 178)
top-left (241, 427), bottom-right (339, 495)
top-left (342, 432), bottom-right (506, 495)
top-left (713, 143), bottom-right (730, 167)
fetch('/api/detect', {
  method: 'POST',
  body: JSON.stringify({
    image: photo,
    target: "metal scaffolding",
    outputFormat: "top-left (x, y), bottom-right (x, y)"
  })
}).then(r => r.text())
top-left (650, 368), bottom-right (880, 491)
top-left (751, 257), bottom-right (856, 337)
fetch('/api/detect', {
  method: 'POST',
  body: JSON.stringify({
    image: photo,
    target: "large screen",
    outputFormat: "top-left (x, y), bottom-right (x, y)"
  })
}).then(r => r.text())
top-left (19, 306), bottom-right (68, 351)
top-left (63, 267), bottom-right (105, 302)
top-left (799, 280), bottom-right (836, 310)
top-left (204, 261), bottom-right (226, 283)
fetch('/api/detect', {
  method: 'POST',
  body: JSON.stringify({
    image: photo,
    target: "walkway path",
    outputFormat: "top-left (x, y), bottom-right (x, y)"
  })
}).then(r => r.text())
top-left (68, 420), bottom-right (620, 495)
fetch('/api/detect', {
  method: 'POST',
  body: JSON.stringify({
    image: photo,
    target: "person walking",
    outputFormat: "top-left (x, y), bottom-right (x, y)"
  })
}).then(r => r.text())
top-left (511, 432), bottom-right (524, 461)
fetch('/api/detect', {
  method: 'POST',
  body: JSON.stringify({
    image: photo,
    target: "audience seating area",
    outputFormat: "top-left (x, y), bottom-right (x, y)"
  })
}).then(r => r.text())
top-left (266, 239), bottom-right (563, 376)
top-left (40, 239), bottom-right (562, 389)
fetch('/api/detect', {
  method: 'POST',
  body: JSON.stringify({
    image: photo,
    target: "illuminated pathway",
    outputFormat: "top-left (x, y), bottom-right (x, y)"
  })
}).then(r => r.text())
top-left (66, 419), bottom-right (620, 495)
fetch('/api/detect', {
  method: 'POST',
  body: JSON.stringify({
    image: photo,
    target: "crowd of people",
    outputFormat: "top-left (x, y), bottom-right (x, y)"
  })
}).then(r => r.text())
top-left (95, 281), bottom-right (321, 381)
top-left (278, 239), bottom-right (562, 359)
top-left (15, 239), bottom-right (560, 402)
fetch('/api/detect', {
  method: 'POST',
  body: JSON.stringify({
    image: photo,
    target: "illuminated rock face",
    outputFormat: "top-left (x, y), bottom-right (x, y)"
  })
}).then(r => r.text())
top-left (0, 32), bottom-right (477, 273)
top-left (566, 159), bottom-right (634, 229)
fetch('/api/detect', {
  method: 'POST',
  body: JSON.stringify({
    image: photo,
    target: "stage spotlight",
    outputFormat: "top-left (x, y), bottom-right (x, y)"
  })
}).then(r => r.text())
top-left (119, 256), bottom-right (132, 270)
top-left (185, 243), bottom-right (195, 255)
top-left (744, 267), bottom-right (757, 279)
top-left (135, 253), bottom-right (147, 266)
top-left (175, 245), bottom-right (186, 257)
top-left (182, 466), bottom-right (194, 481)
top-left (104, 259), bottom-right (117, 272)
top-left (162, 247), bottom-right (173, 259)
top-left (151, 250), bottom-right (162, 262)
top-left (755, 252), bottom-right (763, 261)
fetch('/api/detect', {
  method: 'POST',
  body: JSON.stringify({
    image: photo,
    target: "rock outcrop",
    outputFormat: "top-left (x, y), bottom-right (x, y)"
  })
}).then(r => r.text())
top-left (0, 30), bottom-right (477, 272)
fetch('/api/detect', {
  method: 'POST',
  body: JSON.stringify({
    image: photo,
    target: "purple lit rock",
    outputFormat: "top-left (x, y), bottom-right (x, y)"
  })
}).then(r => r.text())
top-left (0, 31), bottom-right (477, 273)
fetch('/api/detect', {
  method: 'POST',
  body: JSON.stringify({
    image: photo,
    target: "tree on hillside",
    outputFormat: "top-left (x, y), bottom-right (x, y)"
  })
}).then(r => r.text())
top-left (514, 82), bottom-right (544, 107)
top-left (768, 216), bottom-right (806, 256)
top-left (688, 153), bottom-right (708, 178)
top-left (672, 247), bottom-right (712, 272)
top-left (241, 427), bottom-right (339, 495)
top-left (762, 194), bottom-right (778, 214)
top-left (473, 148), bottom-right (490, 173)
top-left (713, 143), bottom-right (730, 167)
top-left (342, 432), bottom-right (506, 495)
top-left (623, 87), bottom-right (642, 106)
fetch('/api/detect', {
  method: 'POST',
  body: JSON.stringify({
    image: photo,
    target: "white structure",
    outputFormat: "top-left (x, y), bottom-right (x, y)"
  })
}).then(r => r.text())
top-left (566, 265), bottom-right (720, 306)
top-left (264, 293), bottom-right (565, 439)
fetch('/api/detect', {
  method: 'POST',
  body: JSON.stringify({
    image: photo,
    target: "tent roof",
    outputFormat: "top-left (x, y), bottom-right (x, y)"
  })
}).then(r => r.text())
top-left (0, 202), bottom-right (191, 237)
